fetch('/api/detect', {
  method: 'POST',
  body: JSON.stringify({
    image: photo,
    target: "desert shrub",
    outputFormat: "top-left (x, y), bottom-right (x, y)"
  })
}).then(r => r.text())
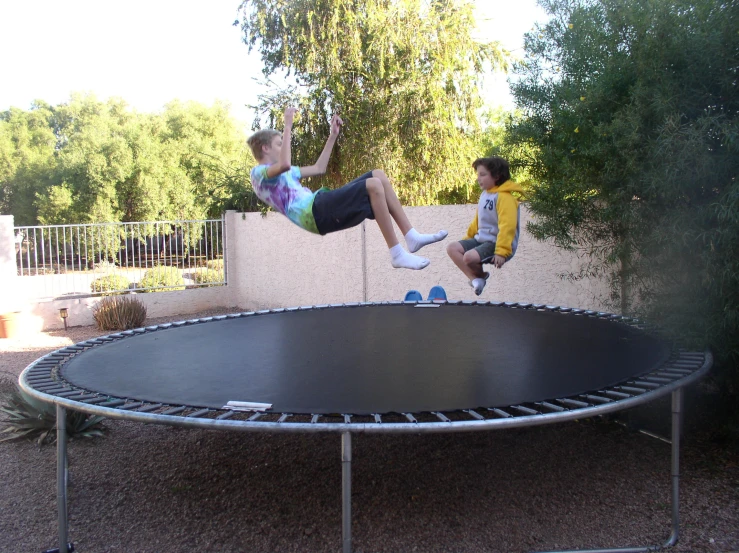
top-left (90, 274), bottom-right (131, 295)
top-left (0, 385), bottom-right (105, 445)
top-left (192, 268), bottom-right (223, 287)
top-left (138, 266), bottom-right (185, 292)
top-left (206, 258), bottom-right (224, 271)
top-left (92, 296), bottom-right (147, 331)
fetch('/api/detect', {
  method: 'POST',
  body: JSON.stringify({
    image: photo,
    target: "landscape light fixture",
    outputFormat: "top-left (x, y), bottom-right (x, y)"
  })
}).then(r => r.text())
top-left (59, 308), bottom-right (69, 331)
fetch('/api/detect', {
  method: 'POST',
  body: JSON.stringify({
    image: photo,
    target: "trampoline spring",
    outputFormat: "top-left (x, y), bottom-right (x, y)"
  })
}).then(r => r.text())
top-left (101, 400), bottom-right (126, 408)
top-left (247, 412), bottom-right (262, 421)
top-left (343, 415), bottom-right (352, 424)
top-left (311, 414), bottom-right (321, 423)
top-left (186, 409), bottom-right (211, 418)
top-left (617, 386), bottom-right (648, 394)
top-left (83, 397), bottom-right (115, 404)
top-left (26, 377), bottom-right (55, 384)
top-left (403, 413), bottom-right (417, 423)
top-left (678, 351), bottom-right (705, 359)
top-left (216, 411), bottom-right (235, 420)
top-left (464, 409), bottom-right (485, 420)
top-left (642, 376), bottom-right (673, 384)
top-left (119, 402), bottom-right (144, 410)
top-left (277, 414), bottom-right (291, 423)
top-left (604, 391), bottom-right (632, 399)
top-left (665, 363), bottom-right (697, 371)
top-left (432, 412), bottom-right (451, 422)
top-left (53, 390), bottom-right (82, 397)
top-left (581, 395), bottom-right (613, 404)
top-left (66, 393), bottom-right (97, 401)
top-left (558, 398), bottom-right (590, 408)
top-left (161, 406), bottom-right (187, 416)
top-left (136, 403), bottom-right (163, 413)
top-left (373, 414), bottom-right (382, 423)
top-left (632, 380), bottom-right (661, 389)
top-left (511, 405), bottom-right (540, 416)
top-left (40, 387), bottom-right (73, 394)
top-left (536, 402), bottom-right (566, 412)
top-left (486, 408), bottom-right (512, 418)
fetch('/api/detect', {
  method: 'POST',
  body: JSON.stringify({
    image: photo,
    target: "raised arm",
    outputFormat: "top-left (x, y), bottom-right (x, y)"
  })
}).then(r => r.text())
top-left (300, 114), bottom-right (343, 178)
top-left (265, 107), bottom-right (297, 179)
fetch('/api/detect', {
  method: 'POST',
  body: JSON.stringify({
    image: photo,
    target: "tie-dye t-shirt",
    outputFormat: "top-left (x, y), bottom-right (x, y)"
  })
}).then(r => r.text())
top-left (250, 165), bottom-right (320, 234)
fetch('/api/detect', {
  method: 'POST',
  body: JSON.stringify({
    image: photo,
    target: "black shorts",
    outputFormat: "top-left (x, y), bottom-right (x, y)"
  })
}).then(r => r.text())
top-left (312, 172), bottom-right (376, 235)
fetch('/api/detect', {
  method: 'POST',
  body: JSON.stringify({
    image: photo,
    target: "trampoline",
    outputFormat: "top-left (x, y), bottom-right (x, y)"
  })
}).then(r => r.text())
top-left (19, 301), bottom-right (712, 553)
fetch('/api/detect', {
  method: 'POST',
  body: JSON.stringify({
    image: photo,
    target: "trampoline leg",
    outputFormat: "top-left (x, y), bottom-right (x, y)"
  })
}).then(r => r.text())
top-left (342, 432), bottom-right (353, 553)
top-left (532, 388), bottom-right (685, 553)
top-left (57, 405), bottom-right (69, 553)
top-left (665, 388), bottom-right (683, 547)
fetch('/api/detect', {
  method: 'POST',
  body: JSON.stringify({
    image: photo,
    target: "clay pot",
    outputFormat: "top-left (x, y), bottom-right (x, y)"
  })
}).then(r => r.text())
top-left (0, 312), bottom-right (21, 339)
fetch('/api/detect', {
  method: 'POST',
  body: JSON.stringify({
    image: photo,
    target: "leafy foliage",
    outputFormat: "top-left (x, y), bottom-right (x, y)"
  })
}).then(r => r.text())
top-left (92, 295), bottom-right (148, 330)
top-left (237, 0), bottom-right (507, 205)
top-left (507, 0), bottom-right (739, 399)
top-left (1, 94), bottom-right (252, 225)
top-left (192, 268), bottom-right (224, 286)
top-left (138, 266), bottom-right (185, 292)
top-left (0, 385), bottom-right (105, 445)
top-left (90, 274), bottom-right (131, 296)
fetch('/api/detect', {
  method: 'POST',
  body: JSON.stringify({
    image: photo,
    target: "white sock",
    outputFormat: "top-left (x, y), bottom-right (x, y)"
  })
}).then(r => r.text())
top-left (469, 272), bottom-right (490, 296)
top-left (405, 228), bottom-right (448, 253)
top-left (389, 244), bottom-right (430, 270)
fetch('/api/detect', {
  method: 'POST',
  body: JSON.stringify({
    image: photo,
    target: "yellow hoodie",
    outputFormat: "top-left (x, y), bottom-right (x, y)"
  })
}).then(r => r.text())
top-left (463, 180), bottom-right (524, 258)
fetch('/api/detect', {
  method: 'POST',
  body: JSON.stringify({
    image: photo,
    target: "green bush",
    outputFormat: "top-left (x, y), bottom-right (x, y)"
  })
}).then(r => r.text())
top-left (206, 258), bottom-right (224, 271)
top-left (192, 268), bottom-right (224, 287)
top-left (92, 295), bottom-right (147, 331)
top-left (90, 274), bottom-right (131, 295)
top-left (138, 266), bottom-right (185, 292)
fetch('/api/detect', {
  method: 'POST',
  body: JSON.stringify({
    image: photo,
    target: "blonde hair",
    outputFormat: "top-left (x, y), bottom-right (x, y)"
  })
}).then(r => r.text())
top-left (247, 129), bottom-right (280, 160)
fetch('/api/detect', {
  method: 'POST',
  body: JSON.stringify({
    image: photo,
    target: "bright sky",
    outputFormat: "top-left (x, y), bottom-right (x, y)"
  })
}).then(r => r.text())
top-left (0, 0), bottom-right (548, 129)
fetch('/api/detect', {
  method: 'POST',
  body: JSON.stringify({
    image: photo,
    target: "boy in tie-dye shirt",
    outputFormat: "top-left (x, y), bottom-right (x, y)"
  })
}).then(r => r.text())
top-left (248, 107), bottom-right (447, 270)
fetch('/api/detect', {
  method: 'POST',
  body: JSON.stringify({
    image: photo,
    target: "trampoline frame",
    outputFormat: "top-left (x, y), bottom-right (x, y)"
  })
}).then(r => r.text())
top-left (18, 301), bottom-right (713, 553)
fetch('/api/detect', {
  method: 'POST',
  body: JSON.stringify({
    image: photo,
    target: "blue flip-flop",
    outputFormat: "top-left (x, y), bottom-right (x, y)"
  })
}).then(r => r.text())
top-left (427, 285), bottom-right (447, 301)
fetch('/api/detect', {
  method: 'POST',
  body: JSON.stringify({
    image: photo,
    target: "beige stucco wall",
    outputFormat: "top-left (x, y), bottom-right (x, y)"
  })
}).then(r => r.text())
top-left (2, 207), bottom-right (612, 332)
top-left (226, 210), bottom-right (364, 309)
top-left (229, 206), bottom-right (611, 312)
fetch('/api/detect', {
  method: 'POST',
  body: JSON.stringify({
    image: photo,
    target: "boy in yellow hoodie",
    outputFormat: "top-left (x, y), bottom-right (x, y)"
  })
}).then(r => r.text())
top-left (446, 156), bottom-right (524, 296)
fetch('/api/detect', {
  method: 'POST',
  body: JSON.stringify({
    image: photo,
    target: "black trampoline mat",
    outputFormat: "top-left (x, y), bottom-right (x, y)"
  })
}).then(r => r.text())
top-left (61, 304), bottom-right (669, 414)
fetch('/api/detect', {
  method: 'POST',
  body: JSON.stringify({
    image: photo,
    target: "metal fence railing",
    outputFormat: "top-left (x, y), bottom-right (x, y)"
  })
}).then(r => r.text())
top-left (14, 219), bottom-right (226, 300)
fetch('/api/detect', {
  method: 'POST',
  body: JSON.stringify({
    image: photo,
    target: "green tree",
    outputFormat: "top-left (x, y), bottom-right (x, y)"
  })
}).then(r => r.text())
top-left (508, 0), bottom-right (739, 405)
top-left (0, 103), bottom-right (57, 224)
top-left (1, 94), bottom-right (253, 225)
top-left (237, 0), bottom-right (507, 205)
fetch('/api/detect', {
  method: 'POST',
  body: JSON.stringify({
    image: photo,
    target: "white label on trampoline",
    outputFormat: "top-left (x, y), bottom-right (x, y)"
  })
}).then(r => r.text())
top-left (414, 303), bottom-right (441, 308)
top-left (223, 401), bottom-right (273, 412)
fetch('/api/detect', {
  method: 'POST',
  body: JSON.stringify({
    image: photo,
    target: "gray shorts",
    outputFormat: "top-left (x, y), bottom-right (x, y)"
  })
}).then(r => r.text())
top-left (458, 238), bottom-right (502, 264)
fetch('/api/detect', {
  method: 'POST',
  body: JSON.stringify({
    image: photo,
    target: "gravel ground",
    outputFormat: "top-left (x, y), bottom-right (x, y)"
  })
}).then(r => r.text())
top-left (1, 309), bottom-right (737, 553)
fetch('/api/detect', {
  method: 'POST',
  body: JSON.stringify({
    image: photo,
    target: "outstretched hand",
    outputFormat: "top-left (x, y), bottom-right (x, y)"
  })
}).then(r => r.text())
top-left (284, 106), bottom-right (298, 127)
top-left (329, 114), bottom-right (343, 137)
top-left (493, 254), bottom-right (506, 269)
